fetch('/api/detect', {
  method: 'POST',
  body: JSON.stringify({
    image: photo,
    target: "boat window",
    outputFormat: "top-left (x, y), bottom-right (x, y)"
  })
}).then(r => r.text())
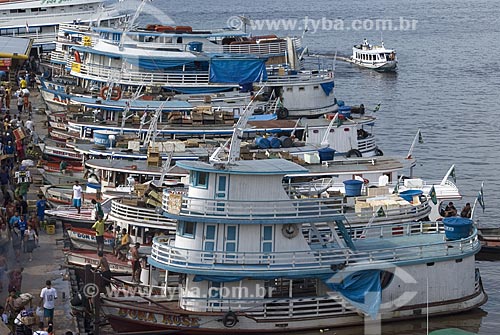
top-left (286, 87), bottom-right (293, 92)
top-left (262, 226), bottom-right (273, 252)
top-left (298, 87), bottom-right (305, 91)
top-left (191, 171), bottom-right (208, 188)
top-left (225, 225), bottom-right (237, 255)
top-left (177, 221), bottom-right (196, 238)
top-left (313, 85), bottom-right (319, 90)
top-left (379, 53), bottom-right (385, 59)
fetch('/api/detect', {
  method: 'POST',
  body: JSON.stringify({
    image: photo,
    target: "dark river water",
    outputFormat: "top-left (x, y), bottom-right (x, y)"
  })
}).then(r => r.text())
top-left (120, 0), bottom-right (500, 333)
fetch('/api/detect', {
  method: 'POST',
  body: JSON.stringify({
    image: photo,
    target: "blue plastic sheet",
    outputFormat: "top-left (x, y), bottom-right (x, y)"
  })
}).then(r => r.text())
top-left (209, 57), bottom-right (268, 84)
top-left (320, 81), bottom-right (334, 96)
top-left (124, 57), bottom-right (199, 70)
top-left (325, 269), bottom-right (382, 319)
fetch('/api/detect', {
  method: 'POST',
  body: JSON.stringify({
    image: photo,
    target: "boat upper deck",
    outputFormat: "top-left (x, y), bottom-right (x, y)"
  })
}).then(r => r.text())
top-left (149, 221), bottom-right (480, 277)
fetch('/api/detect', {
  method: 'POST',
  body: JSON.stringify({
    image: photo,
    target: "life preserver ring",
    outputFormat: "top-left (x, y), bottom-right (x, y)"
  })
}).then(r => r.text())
top-left (222, 311), bottom-right (238, 328)
top-left (277, 107), bottom-right (289, 119)
top-left (346, 149), bottom-right (362, 158)
top-left (374, 148), bottom-right (384, 156)
top-left (100, 86), bottom-right (122, 101)
top-left (74, 50), bottom-right (81, 63)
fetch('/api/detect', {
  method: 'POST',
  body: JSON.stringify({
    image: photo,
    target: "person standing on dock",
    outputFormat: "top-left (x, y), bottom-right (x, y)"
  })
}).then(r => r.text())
top-left (91, 199), bottom-right (104, 220)
top-left (72, 180), bottom-right (83, 214)
top-left (36, 194), bottom-right (46, 224)
top-left (130, 242), bottom-right (141, 283)
top-left (91, 215), bottom-right (107, 254)
top-left (39, 280), bottom-right (57, 326)
top-left (97, 251), bottom-right (112, 290)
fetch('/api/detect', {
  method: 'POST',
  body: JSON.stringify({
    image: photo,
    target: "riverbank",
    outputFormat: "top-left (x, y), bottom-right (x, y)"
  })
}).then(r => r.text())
top-left (0, 86), bottom-right (78, 334)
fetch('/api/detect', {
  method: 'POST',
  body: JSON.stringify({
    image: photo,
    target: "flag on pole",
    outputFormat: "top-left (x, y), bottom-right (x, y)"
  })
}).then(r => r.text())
top-left (392, 182), bottom-right (399, 194)
top-left (477, 185), bottom-right (485, 212)
top-left (428, 185), bottom-right (437, 205)
top-left (450, 166), bottom-right (456, 183)
top-left (377, 206), bottom-right (385, 217)
top-left (418, 130), bottom-right (424, 144)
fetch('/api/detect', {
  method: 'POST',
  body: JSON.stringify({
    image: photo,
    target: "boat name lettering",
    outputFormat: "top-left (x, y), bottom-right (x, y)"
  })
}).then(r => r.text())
top-left (117, 308), bottom-right (200, 327)
top-left (50, 150), bottom-right (81, 158)
top-left (41, 0), bottom-right (73, 5)
top-left (75, 232), bottom-right (113, 245)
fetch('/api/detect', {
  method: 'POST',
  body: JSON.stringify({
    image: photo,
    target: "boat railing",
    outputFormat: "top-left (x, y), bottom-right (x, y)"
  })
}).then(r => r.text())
top-left (266, 70), bottom-right (334, 85)
top-left (150, 222), bottom-right (479, 272)
top-left (71, 62), bottom-right (211, 86)
top-left (180, 294), bottom-right (350, 317)
top-left (50, 51), bottom-right (69, 65)
top-left (357, 135), bottom-right (377, 152)
top-left (110, 199), bottom-right (176, 228)
top-left (162, 191), bottom-right (345, 221)
top-left (392, 179), bottom-right (460, 198)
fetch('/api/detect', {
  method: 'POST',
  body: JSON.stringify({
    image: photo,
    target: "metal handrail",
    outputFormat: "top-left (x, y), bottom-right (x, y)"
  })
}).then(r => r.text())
top-left (162, 191), bottom-right (345, 221)
top-left (110, 199), bottom-right (176, 228)
top-left (150, 222), bottom-right (479, 272)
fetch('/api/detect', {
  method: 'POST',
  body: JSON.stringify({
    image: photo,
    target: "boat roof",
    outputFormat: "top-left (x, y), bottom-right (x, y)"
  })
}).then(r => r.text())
top-left (286, 156), bottom-right (412, 177)
top-left (69, 95), bottom-right (193, 111)
top-left (0, 36), bottom-right (32, 60)
top-left (85, 159), bottom-right (189, 176)
top-left (177, 159), bottom-right (308, 175)
top-left (94, 27), bottom-right (248, 39)
top-left (73, 142), bottom-right (209, 160)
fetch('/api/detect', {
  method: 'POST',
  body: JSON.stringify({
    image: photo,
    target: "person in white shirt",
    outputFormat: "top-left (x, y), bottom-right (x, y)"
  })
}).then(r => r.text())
top-left (25, 118), bottom-right (34, 134)
top-left (39, 280), bottom-right (57, 325)
top-left (72, 180), bottom-right (83, 214)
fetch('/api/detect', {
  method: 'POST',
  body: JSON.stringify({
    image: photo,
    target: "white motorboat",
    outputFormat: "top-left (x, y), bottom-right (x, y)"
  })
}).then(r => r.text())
top-left (349, 39), bottom-right (397, 71)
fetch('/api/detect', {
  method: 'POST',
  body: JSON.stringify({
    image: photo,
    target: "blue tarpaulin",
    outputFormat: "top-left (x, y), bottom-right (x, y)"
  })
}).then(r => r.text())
top-left (209, 57), bottom-right (268, 84)
top-left (124, 57), bottom-right (202, 70)
top-left (320, 81), bottom-right (335, 96)
top-left (325, 269), bottom-right (382, 319)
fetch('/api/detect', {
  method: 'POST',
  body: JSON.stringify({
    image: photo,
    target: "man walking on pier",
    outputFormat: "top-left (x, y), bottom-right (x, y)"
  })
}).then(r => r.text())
top-left (72, 180), bottom-right (83, 214)
top-left (39, 280), bottom-right (57, 326)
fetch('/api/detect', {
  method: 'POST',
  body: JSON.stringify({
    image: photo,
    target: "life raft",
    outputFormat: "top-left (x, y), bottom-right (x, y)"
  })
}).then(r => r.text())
top-left (100, 86), bottom-right (122, 101)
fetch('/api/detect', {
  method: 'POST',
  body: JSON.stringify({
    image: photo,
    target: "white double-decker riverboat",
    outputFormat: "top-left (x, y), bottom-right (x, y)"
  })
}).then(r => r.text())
top-left (0, 0), bottom-right (123, 51)
top-left (98, 156), bottom-right (486, 334)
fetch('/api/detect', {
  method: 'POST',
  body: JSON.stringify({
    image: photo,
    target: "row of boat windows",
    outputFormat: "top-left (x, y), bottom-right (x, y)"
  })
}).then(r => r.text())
top-left (0, 27), bottom-right (41, 35)
top-left (286, 86), bottom-right (318, 92)
top-left (5, 5), bottom-right (94, 14)
top-left (355, 53), bottom-right (389, 61)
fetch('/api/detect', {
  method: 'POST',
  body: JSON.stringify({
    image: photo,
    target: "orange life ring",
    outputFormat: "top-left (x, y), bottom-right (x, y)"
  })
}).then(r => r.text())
top-left (100, 86), bottom-right (122, 101)
top-left (74, 50), bottom-right (81, 63)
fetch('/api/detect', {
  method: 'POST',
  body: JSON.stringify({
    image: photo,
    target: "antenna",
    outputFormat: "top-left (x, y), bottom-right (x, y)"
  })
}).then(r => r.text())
top-left (227, 85), bottom-right (267, 165)
top-left (320, 112), bottom-right (339, 147)
top-left (406, 129), bottom-right (421, 159)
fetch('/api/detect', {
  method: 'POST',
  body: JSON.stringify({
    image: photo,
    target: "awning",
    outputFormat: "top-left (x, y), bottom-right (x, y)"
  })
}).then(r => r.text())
top-left (0, 36), bottom-right (33, 60)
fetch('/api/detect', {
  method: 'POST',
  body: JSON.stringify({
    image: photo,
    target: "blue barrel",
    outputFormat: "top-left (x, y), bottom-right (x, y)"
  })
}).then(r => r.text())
top-left (399, 189), bottom-right (423, 202)
top-left (338, 105), bottom-right (352, 118)
top-left (255, 137), bottom-right (271, 149)
top-left (343, 179), bottom-right (363, 197)
top-left (443, 217), bottom-right (472, 240)
top-left (269, 137), bottom-right (281, 148)
top-left (279, 136), bottom-right (293, 148)
top-left (93, 130), bottom-right (118, 147)
top-left (318, 147), bottom-right (335, 162)
top-left (188, 41), bottom-right (203, 52)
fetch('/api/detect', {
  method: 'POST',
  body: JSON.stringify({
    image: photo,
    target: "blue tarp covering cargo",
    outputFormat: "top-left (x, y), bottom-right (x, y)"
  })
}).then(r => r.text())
top-left (124, 57), bottom-right (203, 70)
top-left (209, 56), bottom-right (268, 84)
top-left (325, 269), bottom-right (382, 319)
